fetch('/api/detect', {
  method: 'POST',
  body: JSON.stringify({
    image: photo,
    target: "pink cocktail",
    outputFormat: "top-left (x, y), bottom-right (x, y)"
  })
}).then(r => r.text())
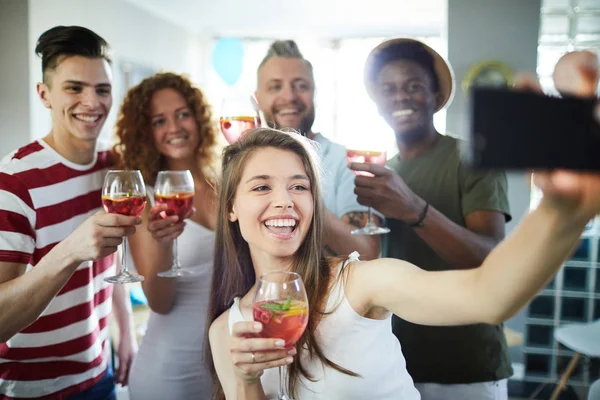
top-left (154, 192), bottom-right (194, 220)
top-left (345, 149), bottom-right (391, 235)
top-left (346, 149), bottom-right (387, 177)
top-left (220, 116), bottom-right (261, 144)
top-left (253, 299), bottom-right (308, 346)
top-left (102, 195), bottom-right (146, 217)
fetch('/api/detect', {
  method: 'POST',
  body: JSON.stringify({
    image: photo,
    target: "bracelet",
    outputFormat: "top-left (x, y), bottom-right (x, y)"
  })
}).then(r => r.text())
top-left (408, 202), bottom-right (429, 228)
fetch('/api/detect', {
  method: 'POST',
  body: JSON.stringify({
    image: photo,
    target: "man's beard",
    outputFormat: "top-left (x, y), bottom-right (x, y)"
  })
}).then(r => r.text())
top-left (265, 108), bottom-right (316, 136)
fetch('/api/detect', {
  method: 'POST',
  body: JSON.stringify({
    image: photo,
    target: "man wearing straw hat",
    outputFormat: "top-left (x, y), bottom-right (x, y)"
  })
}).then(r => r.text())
top-left (350, 38), bottom-right (512, 400)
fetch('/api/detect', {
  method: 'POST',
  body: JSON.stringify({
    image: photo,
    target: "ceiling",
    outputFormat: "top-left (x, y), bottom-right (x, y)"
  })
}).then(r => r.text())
top-left (122, 0), bottom-right (446, 38)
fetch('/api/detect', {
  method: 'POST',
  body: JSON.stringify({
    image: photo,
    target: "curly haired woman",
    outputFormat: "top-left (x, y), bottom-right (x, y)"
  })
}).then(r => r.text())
top-left (113, 72), bottom-right (219, 399)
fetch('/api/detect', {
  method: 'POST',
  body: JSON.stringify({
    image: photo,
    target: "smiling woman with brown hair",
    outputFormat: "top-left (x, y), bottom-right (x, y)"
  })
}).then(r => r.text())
top-left (113, 72), bottom-right (220, 399)
top-left (114, 72), bottom-right (217, 185)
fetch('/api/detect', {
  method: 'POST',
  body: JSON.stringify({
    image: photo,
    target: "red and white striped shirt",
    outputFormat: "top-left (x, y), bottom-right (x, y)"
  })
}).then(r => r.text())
top-left (0, 140), bottom-right (115, 399)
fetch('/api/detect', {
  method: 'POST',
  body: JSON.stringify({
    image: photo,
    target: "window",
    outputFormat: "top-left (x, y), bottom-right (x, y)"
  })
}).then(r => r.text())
top-left (537, 0), bottom-right (600, 94)
top-left (532, 0), bottom-right (600, 213)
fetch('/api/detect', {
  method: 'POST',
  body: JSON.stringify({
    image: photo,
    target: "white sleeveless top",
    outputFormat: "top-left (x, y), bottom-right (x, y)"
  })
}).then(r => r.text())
top-left (227, 252), bottom-right (420, 399)
top-left (129, 220), bottom-right (215, 399)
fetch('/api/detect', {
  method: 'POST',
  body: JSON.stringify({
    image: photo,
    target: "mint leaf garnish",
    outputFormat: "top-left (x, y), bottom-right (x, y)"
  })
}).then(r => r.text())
top-left (260, 303), bottom-right (283, 312)
top-left (259, 297), bottom-right (293, 313)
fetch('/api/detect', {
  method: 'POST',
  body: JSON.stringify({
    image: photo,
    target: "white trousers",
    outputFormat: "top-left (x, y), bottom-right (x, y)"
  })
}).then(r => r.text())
top-left (415, 379), bottom-right (508, 400)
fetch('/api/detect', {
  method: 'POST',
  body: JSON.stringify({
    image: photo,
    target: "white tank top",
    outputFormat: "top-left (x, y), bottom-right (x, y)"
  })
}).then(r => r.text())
top-left (227, 252), bottom-right (420, 399)
top-left (129, 218), bottom-right (215, 399)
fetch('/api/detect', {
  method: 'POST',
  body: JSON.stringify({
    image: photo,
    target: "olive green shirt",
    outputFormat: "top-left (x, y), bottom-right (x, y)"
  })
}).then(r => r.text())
top-left (384, 134), bottom-right (513, 384)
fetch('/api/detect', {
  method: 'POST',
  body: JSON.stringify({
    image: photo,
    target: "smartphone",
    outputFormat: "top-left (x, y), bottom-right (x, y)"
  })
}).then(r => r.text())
top-left (466, 87), bottom-right (600, 171)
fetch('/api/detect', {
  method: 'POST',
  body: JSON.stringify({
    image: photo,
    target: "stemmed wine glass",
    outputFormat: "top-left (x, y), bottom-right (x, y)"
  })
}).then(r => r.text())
top-left (154, 170), bottom-right (196, 277)
top-left (219, 97), bottom-right (261, 144)
top-left (346, 148), bottom-right (391, 235)
top-left (253, 271), bottom-right (309, 400)
top-left (102, 170), bottom-right (147, 284)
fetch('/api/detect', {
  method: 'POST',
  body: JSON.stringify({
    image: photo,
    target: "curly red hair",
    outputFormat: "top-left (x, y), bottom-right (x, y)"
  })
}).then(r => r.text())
top-left (113, 72), bottom-right (217, 185)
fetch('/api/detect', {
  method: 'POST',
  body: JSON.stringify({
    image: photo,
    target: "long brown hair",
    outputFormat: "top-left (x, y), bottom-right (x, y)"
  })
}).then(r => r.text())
top-left (205, 128), bottom-right (357, 399)
top-left (113, 72), bottom-right (218, 184)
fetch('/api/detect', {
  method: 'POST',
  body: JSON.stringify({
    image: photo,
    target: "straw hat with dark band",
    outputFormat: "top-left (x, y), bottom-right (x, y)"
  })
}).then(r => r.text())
top-left (364, 38), bottom-right (455, 112)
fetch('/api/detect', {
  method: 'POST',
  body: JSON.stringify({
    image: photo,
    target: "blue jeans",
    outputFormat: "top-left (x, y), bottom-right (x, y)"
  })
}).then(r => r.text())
top-left (68, 365), bottom-right (116, 400)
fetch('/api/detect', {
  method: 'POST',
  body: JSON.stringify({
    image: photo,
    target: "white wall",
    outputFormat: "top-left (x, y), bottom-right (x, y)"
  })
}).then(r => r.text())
top-left (0, 0), bottom-right (31, 156)
top-left (27, 0), bottom-right (207, 143)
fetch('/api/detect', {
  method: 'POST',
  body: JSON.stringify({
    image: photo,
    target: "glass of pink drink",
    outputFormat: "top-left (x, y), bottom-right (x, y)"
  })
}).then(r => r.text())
top-left (154, 170), bottom-right (197, 278)
top-left (253, 271), bottom-right (308, 400)
top-left (102, 170), bottom-right (147, 284)
top-left (346, 149), bottom-right (391, 235)
top-left (220, 116), bottom-right (261, 144)
top-left (220, 98), bottom-right (261, 144)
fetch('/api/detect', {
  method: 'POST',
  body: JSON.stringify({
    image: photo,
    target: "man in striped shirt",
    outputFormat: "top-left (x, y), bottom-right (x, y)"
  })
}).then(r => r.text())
top-left (0, 26), bottom-right (139, 399)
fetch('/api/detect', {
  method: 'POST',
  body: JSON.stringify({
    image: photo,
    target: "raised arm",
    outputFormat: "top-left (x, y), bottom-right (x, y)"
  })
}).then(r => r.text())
top-left (0, 256), bottom-right (78, 343)
top-left (0, 212), bottom-right (139, 342)
top-left (351, 163), bottom-right (507, 268)
top-left (353, 194), bottom-right (590, 327)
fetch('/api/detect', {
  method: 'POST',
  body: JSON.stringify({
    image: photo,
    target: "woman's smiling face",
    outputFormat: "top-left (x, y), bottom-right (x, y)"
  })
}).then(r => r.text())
top-left (229, 147), bottom-right (314, 262)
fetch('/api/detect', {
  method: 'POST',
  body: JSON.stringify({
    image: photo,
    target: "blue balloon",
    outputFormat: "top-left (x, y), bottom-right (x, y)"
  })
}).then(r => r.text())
top-left (212, 37), bottom-right (244, 86)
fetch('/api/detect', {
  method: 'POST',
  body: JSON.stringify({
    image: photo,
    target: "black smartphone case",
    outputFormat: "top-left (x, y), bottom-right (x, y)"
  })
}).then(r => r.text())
top-left (466, 87), bottom-right (600, 171)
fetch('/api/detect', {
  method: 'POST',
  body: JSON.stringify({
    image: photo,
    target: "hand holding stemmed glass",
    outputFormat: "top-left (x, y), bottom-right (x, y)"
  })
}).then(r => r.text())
top-left (254, 272), bottom-right (308, 400)
top-left (229, 272), bottom-right (308, 400)
top-left (101, 170), bottom-right (147, 284)
top-left (219, 97), bottom-right (262, 144)
top-left (346, 148), bottom-right (391, 235)
top-left (152, 170), bottom-right (196, 278)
